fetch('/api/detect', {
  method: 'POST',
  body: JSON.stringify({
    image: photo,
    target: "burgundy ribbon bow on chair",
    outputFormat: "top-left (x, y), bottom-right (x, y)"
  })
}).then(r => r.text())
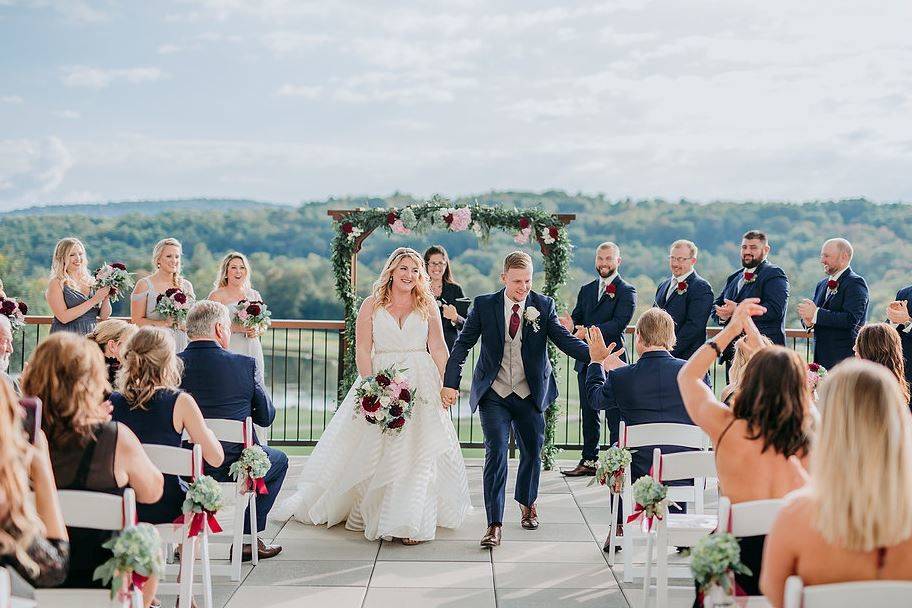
top-left (246, 476), bottom-right (269, 495)
top-left (174, 510), bottom-right (223, 537)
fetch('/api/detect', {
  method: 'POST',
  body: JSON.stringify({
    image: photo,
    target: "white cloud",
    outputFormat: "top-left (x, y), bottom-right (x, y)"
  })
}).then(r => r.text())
top-left (53, 109), bottom-right (81, 119)
top-left (275, 84), bottom-right (323, 99)
top-left (9, 0), bottom-right (110, 23)
top-left (61, 66), bottom-right (167, 89)
top-left (157, 43), bottom-right (183, 55)
top-left (262, 31), bottom-right (330, 55)
top-left (0, 95), bottom-right (23, 104)
top-left (0, 137), bottom-right (73, 208)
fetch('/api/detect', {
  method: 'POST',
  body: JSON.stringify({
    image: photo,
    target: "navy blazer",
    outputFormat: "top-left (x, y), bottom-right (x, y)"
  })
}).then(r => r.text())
top-left (570, 275), bottom-right (637, 372)
top-left (712, 259), bottom-right (789, 347)
top-left (585, 351), bottom-right (697, 480)
top-left (178, 340), bottom-right (275, 463)
top-left (444, 289), bottom-right (590, 413)
top-left (653, 272), bottom-right (714, 360)
top-left (809, 267), bottom-right (869, 370)
top-left (894, 285), bottom-right (912, 386)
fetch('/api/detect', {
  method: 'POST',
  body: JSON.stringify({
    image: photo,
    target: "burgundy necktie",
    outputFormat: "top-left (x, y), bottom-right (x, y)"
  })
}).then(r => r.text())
top-left (509, 303), bottom-right (520, 339)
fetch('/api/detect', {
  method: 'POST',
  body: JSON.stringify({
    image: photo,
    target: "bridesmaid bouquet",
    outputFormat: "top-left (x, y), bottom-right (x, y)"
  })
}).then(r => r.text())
top-left (93, 523), bottom-right (165, 602)
top-left (235, 299), bottom-right (272, 336)
top-left (355, 365), bottom-right (415, 435)
top-left (154, 288), bottom-right (194, 326)
top-left (93, 262), bottom-right (135, 302)
top-left (806, 362), bottom-right (827, 391)
top-left (0, 297), bottom-right (27, 333)
top-left (589, 445), bottom-right (633, 494)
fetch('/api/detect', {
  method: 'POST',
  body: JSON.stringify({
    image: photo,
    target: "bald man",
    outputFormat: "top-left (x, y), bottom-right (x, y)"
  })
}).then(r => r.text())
top-left (797, 238), bottom-right (869, 369)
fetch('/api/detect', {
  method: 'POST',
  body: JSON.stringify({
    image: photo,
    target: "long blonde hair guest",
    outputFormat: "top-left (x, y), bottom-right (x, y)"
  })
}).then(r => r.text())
top-left (49, 237), bottom-right (93, 290)
top-left (152, 237), bottom-right (185, 289)
top-left (213, 252), bottom-right (253, 291)
top-left (371, 247), bottom-right (435, 319)
top-left (117, 327), bottom-right (184, 411)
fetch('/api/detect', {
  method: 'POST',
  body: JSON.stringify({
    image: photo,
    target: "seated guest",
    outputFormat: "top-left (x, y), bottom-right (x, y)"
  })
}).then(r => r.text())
top-left (178, 300), bottom-right (286, 561)
top-left (760, 359), bottom-right (912, 607)
top-left (87, 319), bottom-right (138, 385)
top-left (678, 299), bottom-right (811, 597)
top-left (586, 308), bottom-right (701, 549)
top-left (855, 323), bottom-right (911, 406)
top-left (111, 327), bottom-right (224, 524)
top-left (0, 379), bottom-right (69, 598)
top-left (721, 332), bottom-right (774, 405)
top-left (0, 314), bottom-right (19, 394)
top-left (21, 333), bottom-right (163, 608)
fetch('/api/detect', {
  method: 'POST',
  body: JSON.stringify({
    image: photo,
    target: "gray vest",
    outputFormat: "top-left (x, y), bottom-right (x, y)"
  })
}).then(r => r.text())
top-left (492, 316), bottom-right (531, 400)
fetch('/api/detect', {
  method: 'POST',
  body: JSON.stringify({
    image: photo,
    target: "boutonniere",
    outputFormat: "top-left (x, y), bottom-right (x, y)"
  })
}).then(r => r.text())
top-left (605, 283), bottom-right (617, 299)
top-left (675, 281), bottom-right (688, 295)
top-left (742, 271), bottom-right (756, 284)
top-left (524, 306), bottom-right (541, 332)
top-left (826, 279), bottom-right (838, 292)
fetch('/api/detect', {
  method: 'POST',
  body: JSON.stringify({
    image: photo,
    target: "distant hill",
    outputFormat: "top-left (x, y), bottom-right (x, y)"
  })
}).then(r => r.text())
top-left (1, 198), bottom-right (287, 218)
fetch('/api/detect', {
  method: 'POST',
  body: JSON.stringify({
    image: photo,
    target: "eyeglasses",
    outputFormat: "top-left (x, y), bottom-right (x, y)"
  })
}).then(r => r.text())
top-left (667, 256), bottom-right (692, 263)
top-left (427, 261), bottom-right (447, 267)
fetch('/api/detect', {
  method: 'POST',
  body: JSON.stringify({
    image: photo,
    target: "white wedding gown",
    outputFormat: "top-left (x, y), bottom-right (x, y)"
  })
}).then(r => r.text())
top-left (273, 307), bottom-right (472, 541)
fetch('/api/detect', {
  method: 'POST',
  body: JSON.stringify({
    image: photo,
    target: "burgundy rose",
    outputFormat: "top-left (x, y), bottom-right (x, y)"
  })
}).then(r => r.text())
top-left (389, 404), bottom-right (403, 417)
top-left (827, 279), bottom-right (838, 290)
top-left (111, 262), bottom-right (127, 270)
top-left (518, 217), bottom-right (530, 229)
top-left (17, 301), bottom-right (27, 314)
top-left (605, 284), bottom-right (617, 296)
top-left (388, 417), bottom-right (406, 429)
top-left (165, 288), bottom-right (179, 297)
top-left (444, 213), bottom-right (454, 225)
top-left (808, 363), bottom-right (820, 372)
top-left (0, 300), bottom-right (14, 315)
top-left (548, 226), bottom-right (559, 239)
top-left (173, 292), bottom-right (187, 304)
top-left (398, 388), bottom-right (411, 403)
top-left (386, 212), bottom-right (398, 226)
top-left (375, 374), bottom-right (391, 387)
top-left (743, 272), bottom-right (755, 282)
top-left (677, 281), bottom-right (688, 292)
top-left (361, 395), bottom-right (381, 412)
top-left (156, 294), bottom-right (165, 304)
top-left (247, 304), bottom-right (262, 316)
top-left (341, 222), bottom-right (354, 234)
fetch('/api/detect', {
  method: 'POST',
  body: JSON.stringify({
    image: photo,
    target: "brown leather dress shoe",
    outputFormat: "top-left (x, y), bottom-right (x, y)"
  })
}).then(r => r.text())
top-left (238, 538), bottom-right (283, 562)
top-left (480, 524), bottom-right (502, 548)
top-left (560, 461), bottom-right (597, 477)
top-left (520, 504), bottom-right (539, 530)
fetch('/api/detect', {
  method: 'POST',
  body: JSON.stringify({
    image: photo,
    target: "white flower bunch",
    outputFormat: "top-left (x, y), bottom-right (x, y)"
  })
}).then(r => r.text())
top-left (183, 475), bottom-right (224, 514)
top-left (93, 523), bottom-right (165, 600)
top-left (691, 532), bottom-right (751, 595)
top-left (229, 445), bottom-right (271, 481)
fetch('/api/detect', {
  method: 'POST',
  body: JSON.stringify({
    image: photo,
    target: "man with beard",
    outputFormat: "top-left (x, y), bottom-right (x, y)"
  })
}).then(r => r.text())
top-left (0, 314), bottom-right (19, 394)
top-left (797, 238), bottom-right (869, 370)
top-left (559, 242), bottom-right (636, 477)
top-left (712, 230), bottom-right (789, 375)
top-left (654, 239), bottom-right (714, 361)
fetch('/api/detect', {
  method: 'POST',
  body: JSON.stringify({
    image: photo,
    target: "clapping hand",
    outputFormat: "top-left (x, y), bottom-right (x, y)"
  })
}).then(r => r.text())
top-left (727, 298), bottom-right (767, 332)
top-left (573, 326), bottom-right (587, 340)
top-left (797, 299), bottom-right (817, 326)
top-left (599, 340), bottom-right (626, 371)
top-left (584, 326), bottom-right (621, 364)
top-left (887, 301), bottom-right (911, 325)
top-left (715, 298), bottom-right (737, 321)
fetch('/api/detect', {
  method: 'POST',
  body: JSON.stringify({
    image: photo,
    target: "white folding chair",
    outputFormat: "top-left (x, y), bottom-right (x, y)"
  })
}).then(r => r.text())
top-left (784, 575), bottom-right (912, 608)
top-left (143, 443), bottom-right (211, 608)
top-left (0, 567), bottom-right (9, 608)
top-left (36, 489), bottom-right (143, 608)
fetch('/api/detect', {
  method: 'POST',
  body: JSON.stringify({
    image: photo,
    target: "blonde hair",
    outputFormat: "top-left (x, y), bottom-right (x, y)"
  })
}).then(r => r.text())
top-left (214, 251), bottom-right (253, 291)
top-left (812, 358), bottom-right (912, 551)
top-left (729, 334), bottom-right (774, 387)
top-left (503, 251), bottom-right (533, 273)
top-left (152, 238), bottom-right (184, 289)
top-left (597, 242), bottom-right (620, 257)
top-left (49, 237), bottom-right (93, 290)
top-left (371, 248), bottom-right (435, 319)
top-left (636, 308), bottom-right (676, 350)
top-left (21, 333), bottom-right (109, 448)
top-left (670, 239), bottom-right (698, 258)
top-left (0, 380), bottom-right (43, 577)
top-left (87, 319), bottom-right (138, 353)
top-left (117, 327), bottom-right (183, 410)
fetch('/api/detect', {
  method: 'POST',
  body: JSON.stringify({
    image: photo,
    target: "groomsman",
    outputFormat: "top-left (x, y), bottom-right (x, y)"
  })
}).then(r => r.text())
top-left (559, 242), bottom-right (636, 477)
top-left (712, 230), bottom-right (789, 372)
top-left (797, 238), bottom-right (869, 370)
top-left (653, 240), bottom-right (714, 361)
top-left (885, 283), bottom-right (912, 388)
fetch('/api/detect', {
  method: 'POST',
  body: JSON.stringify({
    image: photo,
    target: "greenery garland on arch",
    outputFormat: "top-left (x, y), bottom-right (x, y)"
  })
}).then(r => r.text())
top-left (330, 195), bottom-right (574, 468)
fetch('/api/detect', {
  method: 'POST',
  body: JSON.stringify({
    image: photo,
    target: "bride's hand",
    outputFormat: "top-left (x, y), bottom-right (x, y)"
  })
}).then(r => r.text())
top-left (440, 387), bottom-right (458, 409)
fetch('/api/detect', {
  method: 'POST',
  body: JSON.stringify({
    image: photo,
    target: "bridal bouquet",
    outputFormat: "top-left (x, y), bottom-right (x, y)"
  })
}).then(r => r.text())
top-left (626, 475), bottom-right (676, 532)
top-left (154, 288), bottom-right (193, 326)
top-left (175, 475), bottom-right (224, 537)
top-left (235, 299), bottom-right (272, 336)
top-left (589, 446), bottom-right (633, 494)
top-left (0, 297), bottom-right (27, 333)
top-left (93, 262), bottom-right (135, 302)
top-left (355, 366), bottom-right (415, 435)
top-left (806, 362), bottom-right (827, 391)
top-left (93, 523), bottom-right (164, 602)
top-left (691, 532), bottom-right (752, 606)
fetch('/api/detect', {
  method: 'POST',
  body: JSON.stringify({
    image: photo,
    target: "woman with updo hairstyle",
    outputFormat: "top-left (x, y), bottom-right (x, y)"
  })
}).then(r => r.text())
top-left (130, 237), bottom-right (196, 352)
top-left (855, 323), bottom-right (911, 406)
top-left (45, 237), bottom-right (112, 335)
top-left (86, 319), bottom-right (138, 385)
top-left (111, 327), bottom-right (223, 524)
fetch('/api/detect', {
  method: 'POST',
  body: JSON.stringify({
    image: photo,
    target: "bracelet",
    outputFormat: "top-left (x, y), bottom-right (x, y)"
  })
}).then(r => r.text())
top-left (706, 340), bottom-right (722, 356)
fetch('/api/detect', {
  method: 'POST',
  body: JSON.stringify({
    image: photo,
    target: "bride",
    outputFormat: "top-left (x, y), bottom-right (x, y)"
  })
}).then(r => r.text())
top-left (274, 247), bottom-right (472, 543)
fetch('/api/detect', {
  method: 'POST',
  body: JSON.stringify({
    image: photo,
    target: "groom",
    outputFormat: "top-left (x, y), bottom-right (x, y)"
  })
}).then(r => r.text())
top-left (442, 251), bottom-right (595, 548)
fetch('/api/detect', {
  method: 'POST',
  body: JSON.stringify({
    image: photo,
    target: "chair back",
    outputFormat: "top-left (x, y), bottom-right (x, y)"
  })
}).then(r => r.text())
top-left (143, 443), bottom-right (203, 478)
top-left (0, 567), bottom-right (9, 608)
top-left (651, 448), bottom-right (717, 482)
top-left (199, 417), bottom-right (253, 447)
top-left (619, 421), bottom-right (707, 450)
top-left (717, 496), bottom-right (784, 537)
top-left (784, 575), bottom-right (912, 608)
top-left (57, 488), bottom-right (137, 531)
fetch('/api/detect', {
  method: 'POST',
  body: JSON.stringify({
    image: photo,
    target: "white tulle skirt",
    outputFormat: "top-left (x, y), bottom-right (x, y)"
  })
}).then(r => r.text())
top-left (272, 351), bottom-right (472, 541)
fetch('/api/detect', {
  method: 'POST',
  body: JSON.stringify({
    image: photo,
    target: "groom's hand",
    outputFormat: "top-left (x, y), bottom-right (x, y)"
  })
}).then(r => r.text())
top-left (441, 387), bottom-right (458, 409)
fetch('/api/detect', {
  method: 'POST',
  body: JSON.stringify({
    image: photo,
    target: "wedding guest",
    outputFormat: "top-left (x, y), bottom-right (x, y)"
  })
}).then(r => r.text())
top-left (0, 379), bottom-right (69, 598)
top-left (131, 237), bottom-right (196, 353)
top-left (560, 242), bottom-right (637, 477)
top-left (0, 314), bottom-right (18, 394)
top-left (855, 323), bottom-right (911, 406)
top-left (111, 327), bottom-right (224, 524)
top-left (721, 333), bottom-right (774, 406)
top-left (22, 333), bottom-right (163, 607)
top-left (45, 237), bottom-right (112, 335)
top-left (712, 231), bottom-right (789, 376)
top-left (207, 252), bottom-right (266, 386)
top-left (797, 238), bottom-right (869, 369)
top-left (423, 245), bottom-right (467, 353)
top-left (886, 284), bottom-right (912, 390)
top-left (86, 319), bottom-right (137, 385)
top-left (760, 359), bottom-right (912, 606)
top-left (679, 299), bottom-right (811, 597)
top-left (654, 240), bottom-right (714, 360)
top-left (178, 301), bottom-right (285, 561)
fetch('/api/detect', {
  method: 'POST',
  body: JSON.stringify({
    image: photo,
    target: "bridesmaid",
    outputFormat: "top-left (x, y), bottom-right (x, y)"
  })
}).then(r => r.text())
top-left (208, 252), bottom-right (266, 386)
top-left (130, 238), bottom-right (196, 352)
top-left (46, 237), bottom-right (112, 335)
top-left (423, 245), bottom-right (466, 352)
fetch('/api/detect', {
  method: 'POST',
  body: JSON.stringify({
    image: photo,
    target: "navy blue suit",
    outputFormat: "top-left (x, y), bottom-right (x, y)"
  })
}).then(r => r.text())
top-left (444, 289), bottom-right (589, 525)
top-left (808, 268), bottom-right (869, 370)
top-left (570, 276), bottom-right (637, 462)
top-left (653, 272), bottom-right (714, 361)
top-left (893, 285), bottom-right (912, 390)
top-left (179, 340), bottom-right (287, 533)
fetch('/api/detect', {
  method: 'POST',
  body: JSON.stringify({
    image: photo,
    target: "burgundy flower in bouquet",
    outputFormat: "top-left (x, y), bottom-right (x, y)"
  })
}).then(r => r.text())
top-left (154, 288), bottom-right (194, 327)
top-left (354, 365), bottom-right (416, 435)
top-left (234, 299), bottom-right (271, 336)
top-left (806, 362), bottom-right (827, 391)
top-left (0, 297), bottom-right (27, 333)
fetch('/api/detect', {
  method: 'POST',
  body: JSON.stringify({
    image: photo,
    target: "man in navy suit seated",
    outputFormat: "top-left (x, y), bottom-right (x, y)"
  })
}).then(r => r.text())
top-left (559, 242), bottom-right (637, 477)
top-left (712, 230), bottom-right (789, 376)
top-left (886, 284), bottom-right (912, 390)
top-left (797, 238), bottom-right (869, 370)
top-left (584, 308), bottom-right (700, 551)
top-left (179, 300), bottom-right (287, 561)
top-left (653, 239), bottom-right (714, 361)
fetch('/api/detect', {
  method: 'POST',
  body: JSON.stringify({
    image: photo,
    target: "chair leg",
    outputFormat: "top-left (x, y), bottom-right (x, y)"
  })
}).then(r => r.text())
top-left (178, 535), bottom-right (196, 608)
top-left (656, 525), bottom-right (668, 608)
top-left (231, 498), bottom-right (244, 582)
top-left (608, 492), bottom-right (619, 566)
top-left (200, 531), bottom-right (213, 608)
top-left (623, 529), bottom-right (635, 583)
top-left (642, 532), bottom-right (654, 608)
top-left (249, 495), bottom-right (259, 566)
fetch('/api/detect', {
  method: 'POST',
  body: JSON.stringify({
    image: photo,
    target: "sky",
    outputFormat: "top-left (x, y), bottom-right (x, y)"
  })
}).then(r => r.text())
top-left (1, 0), bottom-right (911, 210)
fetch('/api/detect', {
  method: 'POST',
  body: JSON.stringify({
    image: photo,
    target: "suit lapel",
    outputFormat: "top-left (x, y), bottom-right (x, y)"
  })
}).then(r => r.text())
top-left (657, 278), bottom-right (671, 307)
top-left (594, 279), bottom-right (609, 310)
top-left (494, 290), bottom-right (506, 353)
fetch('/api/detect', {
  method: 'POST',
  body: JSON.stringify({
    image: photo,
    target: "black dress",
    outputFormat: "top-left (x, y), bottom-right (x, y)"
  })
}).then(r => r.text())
top-left (50, 421), bottom-right (124, 589)
top-left (111, 388), bottom-right (187, 524)
top-left (437, 282), bottom-right (467, 352)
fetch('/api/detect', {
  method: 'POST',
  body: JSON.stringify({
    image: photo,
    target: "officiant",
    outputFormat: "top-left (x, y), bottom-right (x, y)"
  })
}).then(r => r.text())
top-left (424, 245), bottom-right (470, 352)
